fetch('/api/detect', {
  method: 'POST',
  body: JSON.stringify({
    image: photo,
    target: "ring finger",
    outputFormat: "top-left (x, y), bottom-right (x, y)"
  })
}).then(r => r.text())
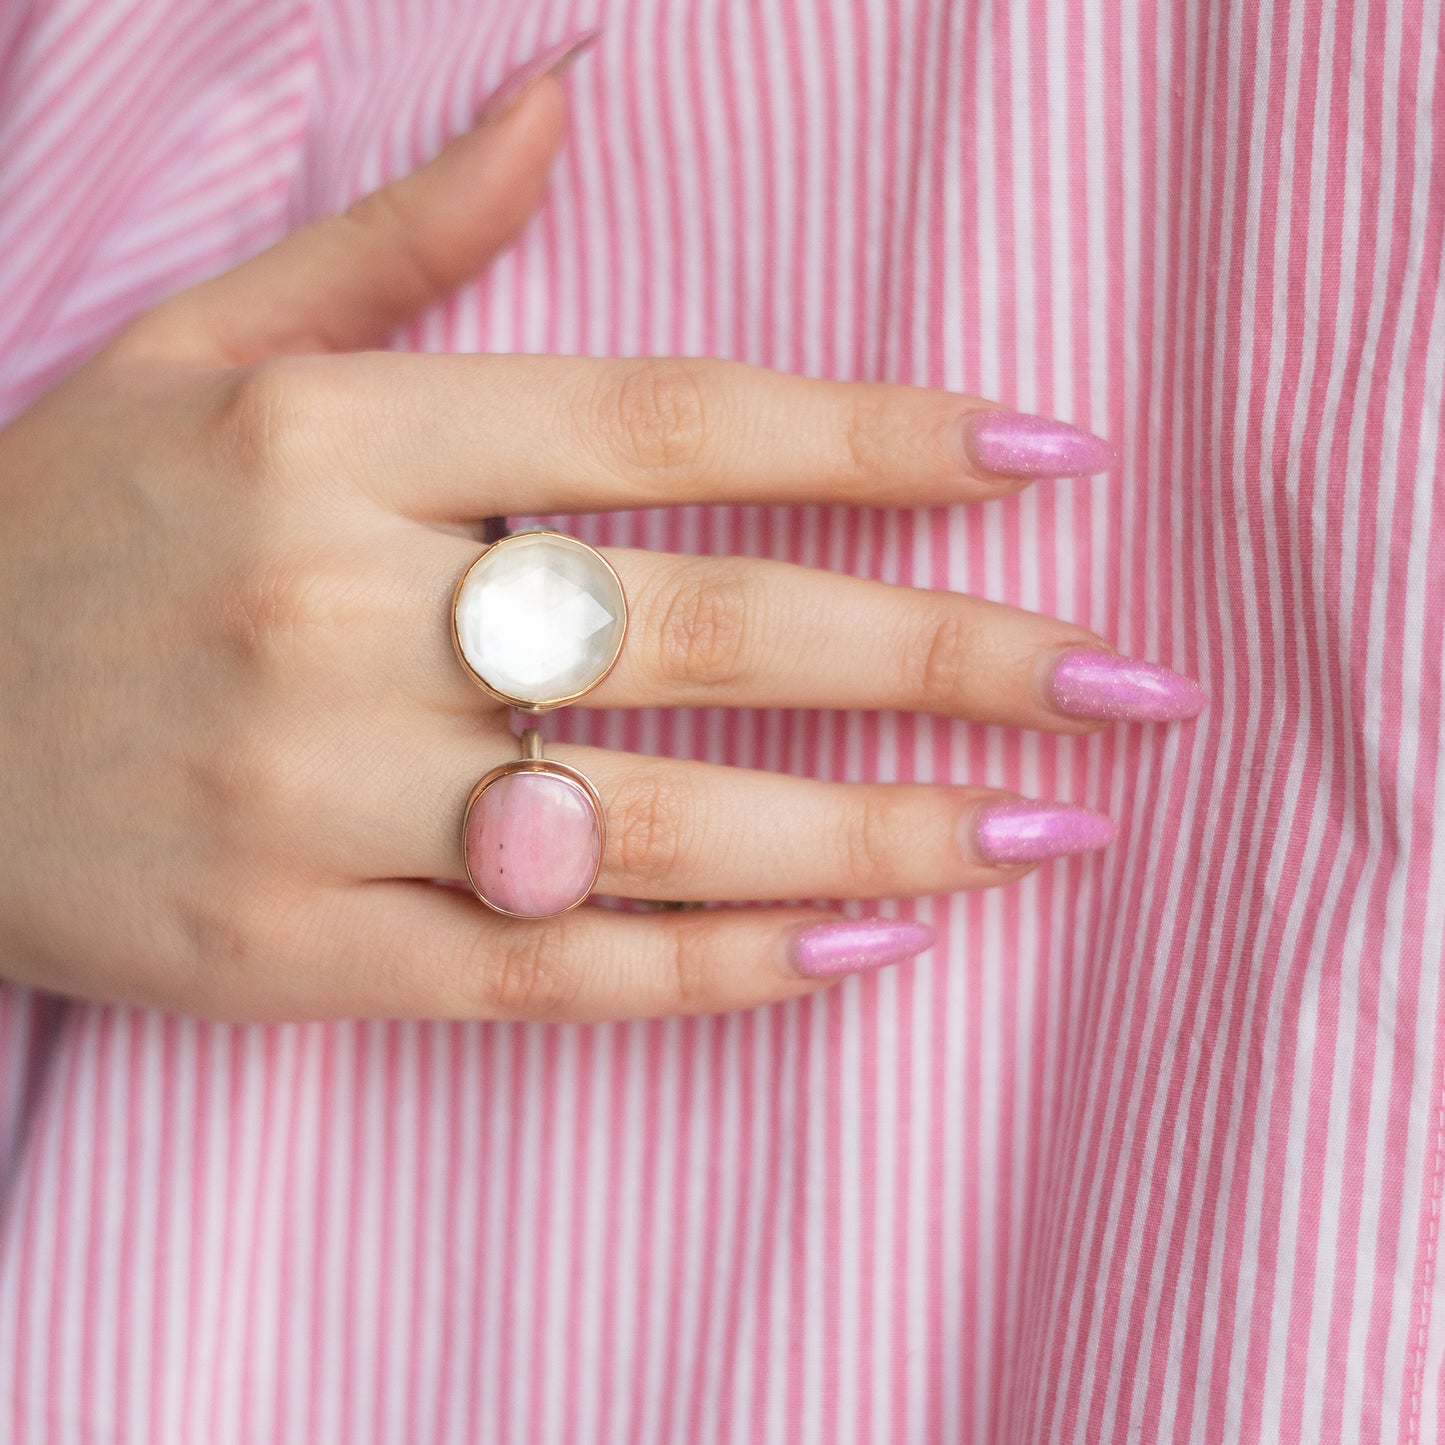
top-left (350, 731), bottom-right (1117, 899)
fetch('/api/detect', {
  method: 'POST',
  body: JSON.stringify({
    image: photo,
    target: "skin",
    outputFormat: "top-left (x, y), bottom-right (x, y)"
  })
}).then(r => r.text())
top-left (0, 79), bottom-right (1126, 1025)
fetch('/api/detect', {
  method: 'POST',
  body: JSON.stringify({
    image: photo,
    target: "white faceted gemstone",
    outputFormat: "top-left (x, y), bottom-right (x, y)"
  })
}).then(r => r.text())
top-left (454, 532), bottom-right (626, 706)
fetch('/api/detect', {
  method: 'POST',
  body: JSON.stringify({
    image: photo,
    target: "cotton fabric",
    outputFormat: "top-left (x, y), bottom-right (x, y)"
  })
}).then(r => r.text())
top-left (0, 1), bottom-right (1442, 1441)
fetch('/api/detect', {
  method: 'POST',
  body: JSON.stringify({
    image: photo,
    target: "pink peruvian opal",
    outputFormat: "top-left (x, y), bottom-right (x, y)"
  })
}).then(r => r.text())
top-left (464, 770), bottom-right (601, 917)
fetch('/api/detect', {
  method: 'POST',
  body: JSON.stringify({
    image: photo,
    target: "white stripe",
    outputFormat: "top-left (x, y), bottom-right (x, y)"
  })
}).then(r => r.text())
top-left (727, 1008), bottom-right (769, 1443)
top-left (91, 1023), bottom-right (124, 1427)
top-left (159, 1023), bottom-right (198, 1445)
top-left (634, 1015), bottom-right (681, 1443)
top-left (504, 1026), bottom-right (543, 1444)
top-left (931, 8), bottom-right (971, 1438)
top-left (274, 1028), bottom-right (323, 1445)
top-left (532, 1024), bottom-right (573, 1445)
top-left (312, 1025), bottom-right (354, 1445)
top-left (386, 1025), bottom-right (425, 1442)
top-left (476, 1022), bottom-right (515, 1439)
top-left (570, 1023), bottom-right (612, 1441)
top-left (695, 1011), bottom-right (741, 1445)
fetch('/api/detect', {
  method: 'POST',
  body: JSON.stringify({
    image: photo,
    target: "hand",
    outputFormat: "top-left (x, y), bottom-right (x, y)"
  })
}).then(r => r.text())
top-left (0, 72), bottom-right (1204, 1023)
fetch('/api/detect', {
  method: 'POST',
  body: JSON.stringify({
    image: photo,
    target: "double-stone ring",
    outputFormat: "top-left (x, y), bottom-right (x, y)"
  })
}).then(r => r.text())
top-left (451, 528), bottom-right (628, 919)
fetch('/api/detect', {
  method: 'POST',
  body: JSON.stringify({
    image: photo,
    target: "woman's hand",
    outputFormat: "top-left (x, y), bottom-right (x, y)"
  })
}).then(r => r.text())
top-left (0, 73), bottom-right (1203, 1023)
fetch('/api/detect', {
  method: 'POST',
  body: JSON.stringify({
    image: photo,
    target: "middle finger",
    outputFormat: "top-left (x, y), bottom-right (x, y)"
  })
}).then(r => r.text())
top-left (404, 538), bottom-right (1205, 731)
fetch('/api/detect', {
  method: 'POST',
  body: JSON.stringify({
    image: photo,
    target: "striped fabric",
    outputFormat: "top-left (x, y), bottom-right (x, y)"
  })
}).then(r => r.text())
top-left (1, 0), bottom-right (1442, 1440)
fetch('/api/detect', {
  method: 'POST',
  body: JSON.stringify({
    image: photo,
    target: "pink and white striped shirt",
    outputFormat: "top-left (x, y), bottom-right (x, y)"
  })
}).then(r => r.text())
top-left (0, 1), bottom-right (1442, 1440)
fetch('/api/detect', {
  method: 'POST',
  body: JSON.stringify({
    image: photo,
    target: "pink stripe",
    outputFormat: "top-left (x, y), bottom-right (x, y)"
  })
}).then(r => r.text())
top-left (1, 1), bottom-right (1443, 1440)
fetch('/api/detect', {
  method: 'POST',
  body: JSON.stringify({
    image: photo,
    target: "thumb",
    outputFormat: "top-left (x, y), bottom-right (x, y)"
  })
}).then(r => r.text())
top-left (122, 51), bottom-right (586, 365)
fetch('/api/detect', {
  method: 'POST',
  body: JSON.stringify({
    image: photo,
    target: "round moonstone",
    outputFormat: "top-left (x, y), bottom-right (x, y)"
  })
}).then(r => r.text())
top-left (454, 532), bottom-right (626, 707)
top-left (465, 770), bottom-right (602, 917)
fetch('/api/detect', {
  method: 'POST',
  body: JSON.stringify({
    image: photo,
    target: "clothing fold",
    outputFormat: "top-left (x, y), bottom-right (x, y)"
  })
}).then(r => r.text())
top-left (0, 1), bottom-right (1441, 1441)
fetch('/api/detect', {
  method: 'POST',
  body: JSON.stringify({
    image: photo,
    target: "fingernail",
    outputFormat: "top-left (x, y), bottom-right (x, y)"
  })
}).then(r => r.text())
top-left (972, 798), bottom-right (1116, 863)
top-left (789, 918), bottom-right (936, 979)
top-left (476, 28), bottom-right (602, 124)
top-left (1047, 646), bottom-right (1208, 721)
top-left (962, 410), bottom-right (1118, 479)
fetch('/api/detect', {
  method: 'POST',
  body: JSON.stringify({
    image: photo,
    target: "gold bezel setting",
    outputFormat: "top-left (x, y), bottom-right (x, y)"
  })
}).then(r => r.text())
top-left (461, 752), bottom-right (606, 919)
top-left (450, 529), bottom-right (628, 712)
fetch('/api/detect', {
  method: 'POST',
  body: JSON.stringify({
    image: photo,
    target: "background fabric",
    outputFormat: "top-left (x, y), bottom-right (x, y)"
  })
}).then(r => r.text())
top-left (0, 1), bottom-right (1442, 1440)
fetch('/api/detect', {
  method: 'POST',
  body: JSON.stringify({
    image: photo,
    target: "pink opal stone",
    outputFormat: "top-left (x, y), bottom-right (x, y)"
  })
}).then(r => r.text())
top-left (465, 770), bottom-right (601, 917)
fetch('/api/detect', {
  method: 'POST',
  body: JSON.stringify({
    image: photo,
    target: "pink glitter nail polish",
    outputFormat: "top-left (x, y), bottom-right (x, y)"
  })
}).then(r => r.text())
top-left (963, 410), bottom-right (1118, 479)
top-left (789, 919), bottom-right (935, 979)
top-left (1048, 647), bottom-right (1208, 722)
top-left (973, 799), bottom-right (1116, 863)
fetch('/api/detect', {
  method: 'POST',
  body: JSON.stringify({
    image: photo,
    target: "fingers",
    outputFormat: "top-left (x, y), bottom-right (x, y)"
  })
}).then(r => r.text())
top-left (560, 749), bottom-right (1079, 902)
top-left (398, 536), bottom-right (1200, 732)
top-left (349, 727), bottom-right (1105, 899)
top-left (277, 351), bottom-right (1116, 518)
top-left (220, 881), bottom-right (933, 1022)
top-left (110, 78), bottom-right (571, 365)
top-left (595, 550), bottom-right (1204, 724)
top-left (536, 549), bottom-right (1122, 732)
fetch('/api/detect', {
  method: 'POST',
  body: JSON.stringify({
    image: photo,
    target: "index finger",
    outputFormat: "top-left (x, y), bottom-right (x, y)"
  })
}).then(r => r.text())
top-left (269, 352), bottom-right (1117, 518)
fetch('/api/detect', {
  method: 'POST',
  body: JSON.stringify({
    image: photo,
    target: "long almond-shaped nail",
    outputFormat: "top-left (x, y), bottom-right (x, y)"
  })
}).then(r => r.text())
top-left (1047, 646), bottom-right (1208, 721)
top-left (973, 799), bottom-right (1116, 863)
top-left (476, 28), bottom-right (602, 124)
top-left (963, 410), bottom-right (1118, 479)
top-left (789, 919), bottom-right (935, 979)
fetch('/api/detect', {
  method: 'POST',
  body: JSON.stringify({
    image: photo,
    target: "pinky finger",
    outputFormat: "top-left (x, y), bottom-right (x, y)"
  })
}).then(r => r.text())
top-left (260, 882), bottom-right (936, 1022)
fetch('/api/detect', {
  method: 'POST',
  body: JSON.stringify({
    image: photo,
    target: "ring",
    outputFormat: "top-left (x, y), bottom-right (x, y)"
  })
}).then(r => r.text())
top-left (452, 528), bottom-right (626, 918)
top-left (461, 725), bottom-right (606, 918)
top-left (451, 528), bottom-right (627, 711)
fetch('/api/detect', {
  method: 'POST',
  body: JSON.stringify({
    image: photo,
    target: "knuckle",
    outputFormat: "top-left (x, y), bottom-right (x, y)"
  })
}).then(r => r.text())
top-left (173, 885), bottom-right (261, 978)
top-left (213, 359), bottom-right (316, 483)
top-left (652, 563), bottom-right (754, 689)
top-left (913, 608), bottom-right (987, 712)
top-left (841, 793), bottom-right (908, 893)
top-left (161, 872), bottom-right (282, 1010)
top-left (838, 389), bottom-right (961, 504)
top-left (219, 557), bottom-right (338, 661)
top-left (663, 916), bottom-right (716, 1011)
top-left (169, 884), bottom-right (318, 1019)
top-left (339, 185), bottom-right (451, 305)
top-left (596, 359), bottom-right (713, 477)
top-left (482, 923), bottom-right (583, 1021)
top-left (186, 724), bottom-right (299, 848)
top-left (840, 388), bottom-right (895, 484)
top-left (608, 773), bottom-right (695, 890)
